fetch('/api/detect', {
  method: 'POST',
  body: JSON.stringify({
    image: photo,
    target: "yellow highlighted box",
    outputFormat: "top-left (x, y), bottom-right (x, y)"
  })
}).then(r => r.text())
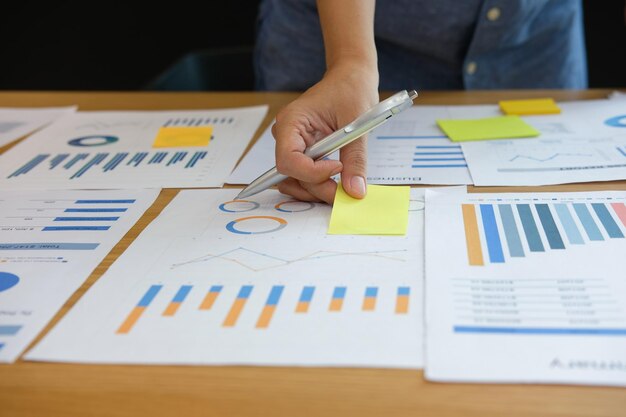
top-left (436, 116), bottom-right (539, 142)
top-left (499, 98), bottom-right (561, 115)
top-left (328, 184), bottom-right (410, 235)
top-left (152, 126), bottom-right (213, 148)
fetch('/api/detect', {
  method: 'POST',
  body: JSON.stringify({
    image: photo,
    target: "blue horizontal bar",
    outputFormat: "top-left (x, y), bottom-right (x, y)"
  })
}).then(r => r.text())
top-left (300, 286), bottom-right (315, 302)
top-left (54, 217), bottom-right (119, 222)
top-left (75, 200), bottom-right (135, 204)
top-left (266, 285), bottom-right (284, 306)
top-left (138, 285), bottom-right (163, 307)
top-left (237, 285), bottom-right (253, 299)
top-left (0, 242), bottom-right (98, 250)
top-left (43, 226), bottom-right (110, 231)
top-left (65, 208), bottom-right (127, 213)
top-left (333, 287), bottom-right (347, 299)
top-left (412, 164), bottom-right (468, 168)
top-left (414, 152), bottom-right (464, 155)
top-left (415, 146), bottom-right (461, 149)
top-left (365, 287), bottom-right (378, 297)
top-left (413, 158), bottom-right (466, 161)
top-left (172, 285), bottom-right (193, 303)
top-left (0, 325), bottom-right (22, 335)
top-left (454, 326), bottom-right (626, 335)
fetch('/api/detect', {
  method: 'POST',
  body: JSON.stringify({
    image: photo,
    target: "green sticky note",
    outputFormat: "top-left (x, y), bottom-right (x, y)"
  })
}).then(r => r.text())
top-left (436, 115), bottom-right (540, 142)
top-left (328, 184), bottom-right (410, 235)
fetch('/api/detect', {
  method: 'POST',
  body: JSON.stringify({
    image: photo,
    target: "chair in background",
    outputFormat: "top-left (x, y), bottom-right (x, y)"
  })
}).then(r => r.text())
top-left (146, 46), bottom-right (254, 91)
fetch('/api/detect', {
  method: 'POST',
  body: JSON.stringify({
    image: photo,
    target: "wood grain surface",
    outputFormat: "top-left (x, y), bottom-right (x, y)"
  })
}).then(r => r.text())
top-left (1, 90), bottom-right (625, 417)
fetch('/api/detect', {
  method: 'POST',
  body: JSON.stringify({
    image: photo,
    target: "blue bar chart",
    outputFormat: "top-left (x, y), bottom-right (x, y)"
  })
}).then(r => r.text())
top-left (462, 201), bottom-right (626, 265)
top-left (7, 150), bottom-right (209, 180)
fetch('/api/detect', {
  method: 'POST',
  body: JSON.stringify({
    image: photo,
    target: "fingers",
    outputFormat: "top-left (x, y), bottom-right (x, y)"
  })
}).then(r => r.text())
top-left (339, 136), bottom-right (368, 199)
top-left (272, 117), bottom-right (342, 184)
top-left (278, 178), bottom-right (338, 205)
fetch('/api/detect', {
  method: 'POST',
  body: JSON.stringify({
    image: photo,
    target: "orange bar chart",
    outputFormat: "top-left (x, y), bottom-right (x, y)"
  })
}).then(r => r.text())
top-left (462, 204), bottom-right (484, 266)
top-left (395, 287), bottom-right (410, 314)
top-left (163, 285), bottom-right (192, 316)
top-left (199, 285), bottom-right (223, 310)
top-left (362, 287), bottom-right (378, 311)
top-left (223, 285), bottom-right (253, 327)
top-left (256, 286), bottom-right (284, 329)
top-left (295, 286), bottom-right (315, 313)
top-left (116, 285), bottom-right (162, 334)
top-left (329, 287), bottom-right (346, 312)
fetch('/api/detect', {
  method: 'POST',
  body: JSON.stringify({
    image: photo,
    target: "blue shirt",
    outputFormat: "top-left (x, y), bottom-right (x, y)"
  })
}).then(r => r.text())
top-left (255, 0), bottom-right (587, 90)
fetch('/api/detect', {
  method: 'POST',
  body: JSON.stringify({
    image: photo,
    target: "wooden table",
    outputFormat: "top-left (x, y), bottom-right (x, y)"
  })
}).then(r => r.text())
top-left (1, 90), bottom-right (625, 417)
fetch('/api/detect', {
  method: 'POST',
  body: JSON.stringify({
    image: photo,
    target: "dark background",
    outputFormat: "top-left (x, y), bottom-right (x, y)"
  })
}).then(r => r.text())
top-left (0, 0), bottom-right (624, 91)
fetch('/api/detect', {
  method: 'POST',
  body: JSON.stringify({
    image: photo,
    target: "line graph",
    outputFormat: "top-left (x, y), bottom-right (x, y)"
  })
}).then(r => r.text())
top-left (508, 153), bottom-right (593, 163)
top-left (171, 247), bottom-right (408, 272)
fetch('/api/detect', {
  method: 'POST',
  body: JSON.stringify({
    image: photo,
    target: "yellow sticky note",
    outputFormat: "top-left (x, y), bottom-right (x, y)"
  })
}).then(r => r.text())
top-left (328, 184), bottom-right (410, 235)
top-left (152, 126), bottom-right (213, 148)
top-left (436, 116), bottom-right (539, 142)
top-left (499, 98), bottom-right (561, 115)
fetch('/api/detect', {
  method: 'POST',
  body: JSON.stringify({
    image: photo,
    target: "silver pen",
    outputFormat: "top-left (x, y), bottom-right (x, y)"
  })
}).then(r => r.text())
top-left (236, 89), bottom-right (418, 199)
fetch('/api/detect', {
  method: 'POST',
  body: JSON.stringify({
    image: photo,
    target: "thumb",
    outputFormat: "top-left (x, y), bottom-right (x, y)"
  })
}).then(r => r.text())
top-left (339, 137), bottom-right (367, 199)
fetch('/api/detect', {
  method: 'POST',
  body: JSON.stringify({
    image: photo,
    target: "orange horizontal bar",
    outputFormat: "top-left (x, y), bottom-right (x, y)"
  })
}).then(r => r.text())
top-left (223, 298), bottom-right (247, 327)
top-left (329, 298), bottom-right (343, 312)
top-left (362, 297), bottom-right (376, 311)
top-left (116, 306), bottom-right (145, 334)
top-left (163, 302), bottom-right (181, 316)
top-left (295, 301), bottom-right (310, 313)
top-left (199, 291), bottom-right (219, 310)
top-left (395, 295), bottom-right (410, 314)
top-left (255, 305), bottom-right (276, 329)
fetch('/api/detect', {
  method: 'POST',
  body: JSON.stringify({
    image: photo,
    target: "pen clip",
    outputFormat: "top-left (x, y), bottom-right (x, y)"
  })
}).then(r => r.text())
top-left (344, 90), bottom-right (416, 133)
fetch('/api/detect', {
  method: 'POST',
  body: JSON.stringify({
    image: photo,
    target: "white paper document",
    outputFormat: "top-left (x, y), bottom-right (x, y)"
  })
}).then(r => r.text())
top-left (0, 189), bottom-right (159, 362)
top-left (424, 189), bottom-right (626, 386)
top-left (0, 107), bottom-right (267, 189)
top-left (27, 189), bottom-right (425, 368)
top-left (460, 99), bottom-right (626, 186)
top-left (228, 106), bottom-right (473, 185)
top-left (0, 106), bottom-right (76, 148)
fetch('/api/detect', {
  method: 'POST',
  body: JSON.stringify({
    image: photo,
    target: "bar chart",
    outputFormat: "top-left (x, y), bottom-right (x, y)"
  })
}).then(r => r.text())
top-left (116, 283), bottom-right (413, 334)
top-left (0, 107), bottom-right (267, 189)
top-left (461, 201), bottom-right (626, 266)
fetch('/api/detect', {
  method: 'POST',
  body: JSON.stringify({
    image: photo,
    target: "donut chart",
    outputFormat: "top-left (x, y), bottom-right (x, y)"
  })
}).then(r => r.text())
top-left (274, 201), bottom-right (315, 213)
top-left (605, 115), bottom-right (626, 128)
top-left (226, 216), bottom-right (287, 235)
top-left (219, 200), bottom-right (260, 213)
top-left (68, 135), bottom-right (119, 147)
top-left (0, 272), bottom-right (19, 292)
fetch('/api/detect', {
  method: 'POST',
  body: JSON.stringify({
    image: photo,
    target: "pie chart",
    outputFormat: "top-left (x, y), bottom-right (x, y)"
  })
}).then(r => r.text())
top-left (0, 272), bottom-right (19, 292)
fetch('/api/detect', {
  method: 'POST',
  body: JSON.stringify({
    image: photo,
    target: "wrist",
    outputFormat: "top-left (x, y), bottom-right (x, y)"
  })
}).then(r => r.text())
top-left (325, 58), bottom-right (379, 90)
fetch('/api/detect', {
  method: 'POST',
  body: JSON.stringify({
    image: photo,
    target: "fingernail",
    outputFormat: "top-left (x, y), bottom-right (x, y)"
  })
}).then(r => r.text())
top-left (349, 176), bottom-right (367, 197)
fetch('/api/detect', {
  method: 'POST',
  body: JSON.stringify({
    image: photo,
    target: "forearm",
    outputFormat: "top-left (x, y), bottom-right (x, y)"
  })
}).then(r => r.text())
top-left (317, 0), bottom-right (378, 78)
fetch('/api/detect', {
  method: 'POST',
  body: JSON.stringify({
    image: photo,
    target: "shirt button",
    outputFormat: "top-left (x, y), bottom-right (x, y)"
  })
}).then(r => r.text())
top-left (487, 7), bottom-right (501, 21)
top-left (466, 61), bottom-right (477, 75)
